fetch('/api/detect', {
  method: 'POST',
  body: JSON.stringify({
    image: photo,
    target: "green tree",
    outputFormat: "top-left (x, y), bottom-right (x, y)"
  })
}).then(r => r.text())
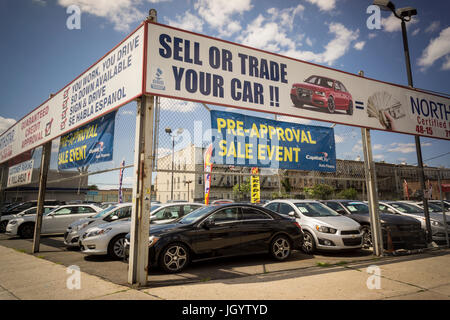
top-left (337, 187), bottom-right (358, 199)
top-left (88, 185), bottom-right (99, 190)
top-left (304, 183), bottom-right (335, 200)
top-left (232, 178), bottom-right (251, 201)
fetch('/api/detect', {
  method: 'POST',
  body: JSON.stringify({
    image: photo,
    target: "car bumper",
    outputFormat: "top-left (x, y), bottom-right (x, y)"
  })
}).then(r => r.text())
top-left (5, 223), bottom-right (19, 236)
top-left (80, 236), bottom-right (109, 255)
top-left (64, 231), bottom-right (81, 247)
top-left (314, 232), bottom-right (363, 250)
top-left (290, 92), bottom-right (328, 108)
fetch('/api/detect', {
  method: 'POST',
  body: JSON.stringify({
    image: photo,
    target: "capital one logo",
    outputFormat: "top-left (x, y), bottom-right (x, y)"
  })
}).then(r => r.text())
top-left (366, 5), bottom-right (382, 30)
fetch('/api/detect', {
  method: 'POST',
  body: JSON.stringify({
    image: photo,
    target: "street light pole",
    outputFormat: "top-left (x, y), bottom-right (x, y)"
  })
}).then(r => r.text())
top-left (374, 0), bottom-right (433, 244)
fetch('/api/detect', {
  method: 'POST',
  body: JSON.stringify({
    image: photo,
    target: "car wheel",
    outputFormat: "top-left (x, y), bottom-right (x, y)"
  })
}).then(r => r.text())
top-left (108, 235), bottom-right (126, 260)
top-left (327, 96), bottom-right (335, 113)
top-left (347, 100), bottom-right (353, 115)
top-left (361, 226), bottom-right (372, 249)
top-left (270, 235), bottom-right (292, 261)
top-left (159, 243), bottom-right (190, 273)
top-left (302, 231), bottom-right (316, 254)
top-left (19, 223), bottom-right (35, 239)
top-left (0, 221), bottom-right (8, 233)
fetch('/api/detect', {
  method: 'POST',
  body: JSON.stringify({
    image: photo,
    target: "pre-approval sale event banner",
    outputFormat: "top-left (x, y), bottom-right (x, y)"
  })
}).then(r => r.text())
top-left (145, 22), bottom-right (450, 141)
top-left (0, 24), bottom-right (145, 164)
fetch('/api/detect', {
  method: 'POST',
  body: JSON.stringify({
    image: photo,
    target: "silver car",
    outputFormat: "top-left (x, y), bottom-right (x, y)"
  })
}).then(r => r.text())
top-left (64, 203), bottom-right (133, 248)
top-left (265, 200), bottom-right (362, 253)
top-left (80, 202), bottom-right (204, 259)
top-left (381, 201), bottom-right (450, 242)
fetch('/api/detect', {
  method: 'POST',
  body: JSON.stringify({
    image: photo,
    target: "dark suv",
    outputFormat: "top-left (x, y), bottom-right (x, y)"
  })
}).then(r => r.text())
top-left (321, 200), bottom-right (426, 250)
top-left (291, 75), bottom-right (353, 114)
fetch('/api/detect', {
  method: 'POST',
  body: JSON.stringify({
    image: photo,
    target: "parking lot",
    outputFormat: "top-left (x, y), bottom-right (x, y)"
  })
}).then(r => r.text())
top-left (0, 233), bottom-right (378, 288)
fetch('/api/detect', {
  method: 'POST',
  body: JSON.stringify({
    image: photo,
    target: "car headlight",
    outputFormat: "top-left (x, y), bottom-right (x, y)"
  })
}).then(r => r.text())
top-left (431, 220), bottom-right (443, 227)
top-left (316, 225), bottom-right (337, 234)
top-left (315, 91), bottom-right (325, 96)
top-left (9, 220), bottom-right (18, 225)
top-left (86, 228), bottom-right (112, 238)
top-left (148, 235), bottom-right (160, 247)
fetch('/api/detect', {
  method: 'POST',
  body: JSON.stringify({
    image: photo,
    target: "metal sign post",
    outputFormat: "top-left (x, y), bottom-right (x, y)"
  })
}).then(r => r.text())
top-left (128, 94), bottom-right (155, 286)
top-left (32, 141), bottom-right (52, 253)
top-left (361, 128), bottom-right (384, 256)
top-left (437, 171), bottom-right (449, 247)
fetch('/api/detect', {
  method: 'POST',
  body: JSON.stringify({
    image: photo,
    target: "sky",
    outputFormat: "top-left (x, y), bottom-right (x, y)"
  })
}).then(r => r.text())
top-left (0, 0), bottom-right (449, 190)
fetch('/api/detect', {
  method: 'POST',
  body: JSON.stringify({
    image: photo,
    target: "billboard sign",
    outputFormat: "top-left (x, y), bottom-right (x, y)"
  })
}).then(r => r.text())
top-left (7, 159), bottom-right (34, 188)
top-left (58, 111), bottom-right (116, 170)
top-left (0, 23), bottom-right (145, 165)
top-left (210, 110), bottom-right (336, 171)
top-left (145, 22), bottom-right (450, 141)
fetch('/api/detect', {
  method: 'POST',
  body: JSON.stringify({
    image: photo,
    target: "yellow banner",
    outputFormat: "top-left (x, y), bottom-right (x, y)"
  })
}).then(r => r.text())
top-left (251, 167), bottom-right (260, 204)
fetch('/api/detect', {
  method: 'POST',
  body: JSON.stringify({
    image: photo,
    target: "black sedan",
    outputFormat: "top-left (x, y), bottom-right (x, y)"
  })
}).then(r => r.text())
top-left (125, 204), bottom-right (304, 273)
top-left (321, 200), bottom-right (427, 250)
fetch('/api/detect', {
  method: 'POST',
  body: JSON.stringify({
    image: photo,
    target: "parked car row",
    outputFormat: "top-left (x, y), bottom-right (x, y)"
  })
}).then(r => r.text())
top-left (2, 198), bottom-right (447, 274)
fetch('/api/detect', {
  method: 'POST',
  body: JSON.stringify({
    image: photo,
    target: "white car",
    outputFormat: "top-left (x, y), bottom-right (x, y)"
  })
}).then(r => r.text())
top-left (80, 202), bottom-right (204, 259)
top-left (6, 204), bottom-right (103, 238)
top-left (64, 203), bottom-right (133, 248)
top-left (265, 199), bottom-right (363, 253)
top-left (0, 206), bottom-right (57, 228)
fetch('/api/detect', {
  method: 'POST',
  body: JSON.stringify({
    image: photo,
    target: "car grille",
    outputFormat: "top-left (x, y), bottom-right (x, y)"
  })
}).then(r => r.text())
top-left (297, 87), bottom-right (312, 97)
top-left (341, 230), bottom-right (360, 235)
top-left (342, 237), bottom-right (362, 246)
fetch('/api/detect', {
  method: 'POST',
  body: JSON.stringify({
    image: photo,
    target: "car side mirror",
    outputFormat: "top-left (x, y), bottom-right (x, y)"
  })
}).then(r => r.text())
top-left (110, 215), bottom-right (119, 221)
top-left (336, 209), bottom-right (346, 215)
top-left (288, 211), bottom-right (295, 217)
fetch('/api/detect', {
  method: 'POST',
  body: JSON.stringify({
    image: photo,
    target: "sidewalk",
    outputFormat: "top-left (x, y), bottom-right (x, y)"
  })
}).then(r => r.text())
top-left (0, 245), bottom-right (449, 300)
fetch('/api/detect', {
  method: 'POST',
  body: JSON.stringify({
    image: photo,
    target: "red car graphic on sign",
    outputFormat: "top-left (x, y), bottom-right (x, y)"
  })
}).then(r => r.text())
top-left (290, 75), bottom-right (353, 115)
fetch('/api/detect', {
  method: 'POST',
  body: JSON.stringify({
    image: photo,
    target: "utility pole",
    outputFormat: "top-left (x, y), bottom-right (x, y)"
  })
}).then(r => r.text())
top-left (32, 141), bottom-right (52, 253)
top-left (359, 70), bottom-right (384, 256)
top-left (128, 8), bottom-right (157, 287)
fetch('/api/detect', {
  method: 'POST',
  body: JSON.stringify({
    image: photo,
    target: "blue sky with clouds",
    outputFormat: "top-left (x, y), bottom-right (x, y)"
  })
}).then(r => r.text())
top-left (0, 0), bottom-right (449, 189)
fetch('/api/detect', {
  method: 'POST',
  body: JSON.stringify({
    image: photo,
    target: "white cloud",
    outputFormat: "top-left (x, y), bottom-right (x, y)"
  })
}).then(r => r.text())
top-left (368, 33), bottom-right (377, 39)
top-left (160, 99), bottom-right (199, 113)
top-left (334, 134), bottom-right (344, 143)
top-left (387, 142), bottom-right (430, 153)
top-left (418, 27), bottom-right (450, 70)
top-left (306, 37), bottom-right (313, 47)
top-left (120, 110), bottom-right (134, 116)
top-left (373, 144), bottom-right (383, 150)
top-left (412, 28), bottom-right (420, 36)
top-left (353, 41), bottom-right (365, 50)
top-left (373, 154), bottom-right (385, 161)
top-left (381, 14), bottom-right (418, 33)
top-left (57, 0), bottom-right (169, 32)
top-left (282, 23), bottom-right (359, 66)
top-left (165, 11), bottom-right (204, 33)
top-left (194, 0), bottom-right (252, 37)
top-left (305, 0), bottom-right (336, 12)
top-left (0, 116), bottom-right (16, 135)
top-left (425, 21), bottom-right (440, 33)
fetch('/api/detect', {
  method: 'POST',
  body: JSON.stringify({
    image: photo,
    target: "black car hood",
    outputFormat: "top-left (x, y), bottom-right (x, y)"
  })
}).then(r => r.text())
top-left (351, 212), bottom-right (419, 225)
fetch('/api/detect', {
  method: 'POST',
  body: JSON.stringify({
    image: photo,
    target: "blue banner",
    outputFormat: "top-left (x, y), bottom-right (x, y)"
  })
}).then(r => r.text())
top-left (58, 111), bottom-right (116, 169)
top-left (211, 110), bottom-right (336, 172)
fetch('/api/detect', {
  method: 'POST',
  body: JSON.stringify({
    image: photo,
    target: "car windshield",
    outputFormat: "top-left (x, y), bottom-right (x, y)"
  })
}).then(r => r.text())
top-left (389, 202), bottom-right (423, 214)
top-left (150, 205), bottom-right (162, 213)
top-left (342, 202), bottom-right (369, 214)
top-left (92, 205), bottom-right (117, 219)
top-left (178, 206), bottom-right (216, 224)
top-left (426, 202), bottom-right (445, 212)
top-left (295, 202), bottom-right (340, 217)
